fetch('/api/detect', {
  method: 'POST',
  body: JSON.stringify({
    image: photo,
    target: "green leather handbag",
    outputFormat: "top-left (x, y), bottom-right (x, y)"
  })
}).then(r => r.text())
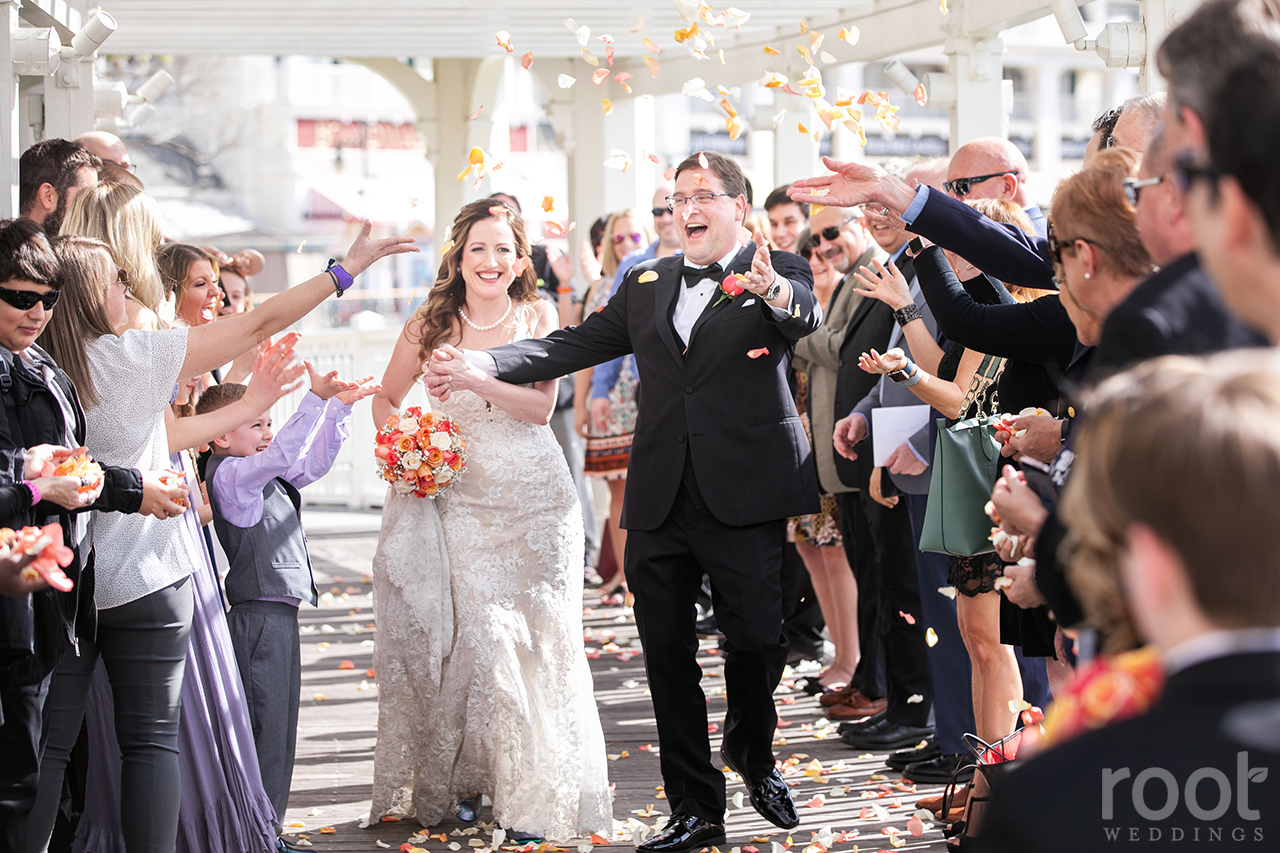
top-left (919, 354), bottom-right (1005, 557)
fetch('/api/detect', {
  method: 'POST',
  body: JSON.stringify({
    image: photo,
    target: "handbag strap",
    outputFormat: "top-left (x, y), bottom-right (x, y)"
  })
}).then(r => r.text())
top-left (958, 352), bottom-right (1006, 420)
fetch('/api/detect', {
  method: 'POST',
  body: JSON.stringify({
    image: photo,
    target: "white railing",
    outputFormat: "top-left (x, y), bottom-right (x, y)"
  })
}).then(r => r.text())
top-left (271, 325), bottom-right (431, 509)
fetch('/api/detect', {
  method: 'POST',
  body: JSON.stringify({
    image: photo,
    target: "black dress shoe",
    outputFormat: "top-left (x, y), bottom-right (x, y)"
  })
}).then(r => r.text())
top-left (720, 750), bottom-right (800, 829)
top-left (840, 721), bottom-right (935, 751)
top-left (903, 752), bottom-right (976, 785)
top-left (637, 814), bottom-right (726, 853)
top-left (886, 738), bottom-right (940, 771)
top-left (836, 709), bottom-right (886, 735)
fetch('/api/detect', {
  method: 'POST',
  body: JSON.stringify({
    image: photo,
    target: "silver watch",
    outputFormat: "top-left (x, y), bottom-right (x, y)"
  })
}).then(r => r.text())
top-left (764, 280), bottom-right (783, 301)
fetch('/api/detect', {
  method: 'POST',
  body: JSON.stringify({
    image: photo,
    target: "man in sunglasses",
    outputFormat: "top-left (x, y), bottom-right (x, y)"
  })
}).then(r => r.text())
top-left (1185, 52), bottom-right (1280, 344)
top-left (940, 138), bottom-right (1045, 237)
top-left (1092, 122), bottom-right (1263, 380)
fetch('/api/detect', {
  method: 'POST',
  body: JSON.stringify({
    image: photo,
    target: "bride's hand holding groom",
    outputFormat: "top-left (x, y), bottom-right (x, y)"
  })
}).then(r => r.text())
top-left (422, 344), bottom-right (487, 402)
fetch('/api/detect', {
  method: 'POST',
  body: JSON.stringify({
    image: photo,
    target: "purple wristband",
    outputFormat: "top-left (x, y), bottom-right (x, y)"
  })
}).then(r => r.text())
top-left (24, 480), bottom-right (41, 506)
top-left (326, 259), bottom-right (354, 297)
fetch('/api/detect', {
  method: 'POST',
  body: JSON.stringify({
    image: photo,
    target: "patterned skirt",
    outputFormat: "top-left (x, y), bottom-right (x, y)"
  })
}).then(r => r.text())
top-left (584, 356), bottom-right (638, 480)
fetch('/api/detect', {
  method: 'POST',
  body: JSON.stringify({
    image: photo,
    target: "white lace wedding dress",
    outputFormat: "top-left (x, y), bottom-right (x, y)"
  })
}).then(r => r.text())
top-left (370, 305), bottom-right (612, 840)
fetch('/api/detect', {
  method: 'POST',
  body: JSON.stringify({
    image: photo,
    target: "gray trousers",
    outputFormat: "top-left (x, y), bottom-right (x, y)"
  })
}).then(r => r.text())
top-left (226, 599), bottom-right (301, 829)
top-left (31, 576), bottom-right (193, 853)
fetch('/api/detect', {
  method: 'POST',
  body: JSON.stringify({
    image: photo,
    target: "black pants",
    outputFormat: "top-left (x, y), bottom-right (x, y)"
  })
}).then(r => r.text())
top-left (780, 542), bottom-right (825, 659)
top-left (856, 491), bottom-right (932, 727)
top-left (0, 674), bottom-right (50, 852)
top-left (627, 483), bottom-right (788, 825)
top-left (837, 491), bottom-right (886, 701)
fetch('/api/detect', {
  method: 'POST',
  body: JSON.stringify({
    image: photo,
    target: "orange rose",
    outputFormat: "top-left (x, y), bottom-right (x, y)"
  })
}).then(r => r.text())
top-left (420, 412), bottom-right (436, 427)
top-left (395, 435), bottom-right (415, 453)
top-left (444, 451), bottom-right (463, 470)
top-left (415, 428), bottom-right (434, 446)
top-left (423, 483), bottom-right (439, 496)
top-left (402, 469), bottom-right (419, 483)
top-left (425, 446), bottom-right (445, 466)
top-left (416, 463), bottom-right (433, 479)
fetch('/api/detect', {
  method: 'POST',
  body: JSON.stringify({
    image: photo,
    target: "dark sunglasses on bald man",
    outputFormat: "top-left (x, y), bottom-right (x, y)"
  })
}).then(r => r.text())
top-left (943, 170), bottom-right (1018, 197)
top-left (813, 214), bottom-right (860, 244)
top-left (0, 286), bottom-right (59, 311)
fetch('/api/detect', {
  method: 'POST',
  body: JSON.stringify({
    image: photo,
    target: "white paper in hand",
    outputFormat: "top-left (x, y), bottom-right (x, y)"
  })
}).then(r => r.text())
top-left (871, 405), bottom-right (932, 467)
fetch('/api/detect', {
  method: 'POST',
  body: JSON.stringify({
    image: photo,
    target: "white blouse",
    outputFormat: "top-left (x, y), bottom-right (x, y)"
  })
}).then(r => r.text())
top-left (84, 328), bottom-right (204, 610)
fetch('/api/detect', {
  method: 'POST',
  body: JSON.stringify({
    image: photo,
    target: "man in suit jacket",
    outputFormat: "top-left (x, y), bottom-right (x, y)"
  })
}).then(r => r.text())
top-left (792, 208), bottom-right (887, 718)
top-left (829, 280), bottom-right (942, 753)
top-left (977, 354), bottom-right (1280, 851)
top-left (429, 152), bottom-right (819, 852)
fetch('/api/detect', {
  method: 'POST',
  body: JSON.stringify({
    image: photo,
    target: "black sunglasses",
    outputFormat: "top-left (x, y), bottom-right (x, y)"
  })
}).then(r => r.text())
top-left (651, 207), bottom-right (671, 218)
top-left (943, 170), bottom-right (1018, 197)
top-left (0, 286), bottom-right (59, 311)
top-left (813, 216), bottom-right (858, 244)
top-left (1172, 156), bottom-right (1221, 194)
top-left (1046, 221), bottom-right (1104, 267)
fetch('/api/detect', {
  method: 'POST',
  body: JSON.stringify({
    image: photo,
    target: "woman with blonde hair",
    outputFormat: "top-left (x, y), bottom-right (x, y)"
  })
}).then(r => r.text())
top-left (578, 209), bottom-right (653, 602)
top-left (59, 181), bottom-right (166, 332)
top-left (370, 199), bottom-right (610, 839)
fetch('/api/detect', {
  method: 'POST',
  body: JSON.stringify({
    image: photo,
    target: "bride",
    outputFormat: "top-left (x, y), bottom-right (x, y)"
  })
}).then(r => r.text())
top-left (369, 199), bottom-right (611, 841)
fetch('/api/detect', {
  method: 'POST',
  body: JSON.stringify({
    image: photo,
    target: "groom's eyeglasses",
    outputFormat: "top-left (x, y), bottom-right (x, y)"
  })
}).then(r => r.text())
top-left (0, 286), bottom-right (59, 311)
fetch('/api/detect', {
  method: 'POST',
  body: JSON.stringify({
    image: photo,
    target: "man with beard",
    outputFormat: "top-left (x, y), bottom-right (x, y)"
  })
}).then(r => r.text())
top-left (18, 140), bottom-right (100, 235)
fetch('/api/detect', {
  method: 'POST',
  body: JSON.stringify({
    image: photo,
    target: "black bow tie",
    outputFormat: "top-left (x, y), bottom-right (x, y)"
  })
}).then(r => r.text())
top-left (682, 262), bottom-right (723, 287)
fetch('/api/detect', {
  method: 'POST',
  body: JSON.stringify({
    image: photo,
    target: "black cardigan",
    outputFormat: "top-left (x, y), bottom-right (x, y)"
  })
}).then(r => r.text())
top-left (915, 247), bottom-right (1077, 416)
top-left (0, 345), bottom-right (143, 686)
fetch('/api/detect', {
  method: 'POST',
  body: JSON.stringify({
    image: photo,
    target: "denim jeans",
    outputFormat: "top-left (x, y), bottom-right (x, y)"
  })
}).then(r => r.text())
top-left (29, 575), bottom-right (193, 853)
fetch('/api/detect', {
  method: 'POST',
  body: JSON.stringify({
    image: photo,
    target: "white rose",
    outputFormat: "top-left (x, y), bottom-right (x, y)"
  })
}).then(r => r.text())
top-left (393, 479), bottom-right (415, 495)
top-left (431, 432), bottom-right (453, 450)
top-left (401, 450), bottom-right (423, 470)
top-left (435, 466), bottom-right (453, 483)
top-left (375, 457), bottom-right (387, 471)
top-left (383, 416), bottom-right (401, 432)
top-left (399, 417), bottom-right (420, 434)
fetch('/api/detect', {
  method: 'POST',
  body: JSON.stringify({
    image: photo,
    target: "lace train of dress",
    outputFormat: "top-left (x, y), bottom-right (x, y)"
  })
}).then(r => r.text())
top-left (370, 309), bottom-right (611, 840)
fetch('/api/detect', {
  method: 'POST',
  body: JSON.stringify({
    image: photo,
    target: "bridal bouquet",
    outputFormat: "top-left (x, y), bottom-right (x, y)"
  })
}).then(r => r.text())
top-left (374, 406), bottom-right (467, 498)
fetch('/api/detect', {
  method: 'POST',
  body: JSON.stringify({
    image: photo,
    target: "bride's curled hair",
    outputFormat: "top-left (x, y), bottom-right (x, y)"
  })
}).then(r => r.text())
top-left (413, 199), bottom-right (540, 366)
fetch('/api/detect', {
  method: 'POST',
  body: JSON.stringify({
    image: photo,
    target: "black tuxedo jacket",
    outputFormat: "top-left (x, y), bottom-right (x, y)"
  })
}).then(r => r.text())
top-left (830, 255), bottom-right (908, 491)
top-left (1091, 252), bottom-right (1266, 382)
top-left (978, 651), bottom-right (1280, 851)
top-left (491, 245), bottom-right (821, 530)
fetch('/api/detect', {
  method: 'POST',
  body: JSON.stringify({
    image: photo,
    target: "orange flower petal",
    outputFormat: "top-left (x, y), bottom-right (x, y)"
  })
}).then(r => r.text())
top-left (747, 347), bottom-right (770, 359)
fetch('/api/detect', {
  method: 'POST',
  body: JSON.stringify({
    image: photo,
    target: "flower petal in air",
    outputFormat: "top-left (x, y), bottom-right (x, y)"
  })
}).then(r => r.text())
top-left (914, 82), bottom-right (929, 106)
top-left (558, 74), bottom-right (577, 89)
top-left (644, 55), bottom-right (660, 78)
top-left (638, 271), bottom-right (659, 283)
top-left (495, 31), bottom-right (513, 53)
top-left (521, 52), bottom-right (534, 70)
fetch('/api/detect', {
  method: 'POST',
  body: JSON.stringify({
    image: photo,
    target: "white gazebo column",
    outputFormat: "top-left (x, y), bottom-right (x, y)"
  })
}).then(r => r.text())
top-left (600, 90), bottom-right (653, 216)
top-left (1136, 0), bottom-right (1202, 91)
top-left (41, 58), bottom-right (94, 140)
top-left (945, 34), bottom-right (1011, 149)
top-left (0, 1), bottom-right (22, 216)
top-left (1033, 64), bottom-right (1062, 172)
top-left (771, 91), bottom-right (820, 186)
top-left (425, 57), bottom-right (488, 254)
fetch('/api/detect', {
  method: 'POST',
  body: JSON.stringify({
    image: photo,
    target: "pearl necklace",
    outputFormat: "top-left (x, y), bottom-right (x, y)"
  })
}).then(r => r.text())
top-left (458, 296), bottom-right (512, 332)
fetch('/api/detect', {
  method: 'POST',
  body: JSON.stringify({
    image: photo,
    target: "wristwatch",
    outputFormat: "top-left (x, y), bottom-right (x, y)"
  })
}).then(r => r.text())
top-left (764, 279), bottom-right (783, 301)
top-left (894, 303), bottom-right (922, 327)
top-left (326, 259), bottom-right (354, 297)
top-left (889, 362), bottom-right (918, 384)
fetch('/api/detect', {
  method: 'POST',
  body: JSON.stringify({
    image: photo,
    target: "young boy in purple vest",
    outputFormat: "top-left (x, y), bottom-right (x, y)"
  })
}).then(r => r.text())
top-left (198, 365), bottom-right (378, 837)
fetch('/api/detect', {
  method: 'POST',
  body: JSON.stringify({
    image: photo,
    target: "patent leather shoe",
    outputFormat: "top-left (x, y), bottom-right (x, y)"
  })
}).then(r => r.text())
top-left (886, 738), bottom-right (939, 771)
top-left (637, 814), bottom-right (726, 853)
top-left (836, 709), bottom-right (887, 736)
top-left (720, 751), bottom-right (800, 830)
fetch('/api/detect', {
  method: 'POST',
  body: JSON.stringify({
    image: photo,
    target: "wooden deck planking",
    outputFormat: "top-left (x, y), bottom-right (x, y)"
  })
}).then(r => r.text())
top-left (285, 508), bottom-right (953, 852)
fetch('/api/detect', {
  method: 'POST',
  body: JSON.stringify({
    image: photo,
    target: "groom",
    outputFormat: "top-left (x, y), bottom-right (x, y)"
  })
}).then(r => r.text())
top-left (427, 152), bottom-right (820, 850)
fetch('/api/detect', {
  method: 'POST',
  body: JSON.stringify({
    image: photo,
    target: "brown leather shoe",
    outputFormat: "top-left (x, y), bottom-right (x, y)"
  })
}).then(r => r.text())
top-left (817, 684), bottom-right (856, 706)
top-left (825, 694), bottom-right (889, 719)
